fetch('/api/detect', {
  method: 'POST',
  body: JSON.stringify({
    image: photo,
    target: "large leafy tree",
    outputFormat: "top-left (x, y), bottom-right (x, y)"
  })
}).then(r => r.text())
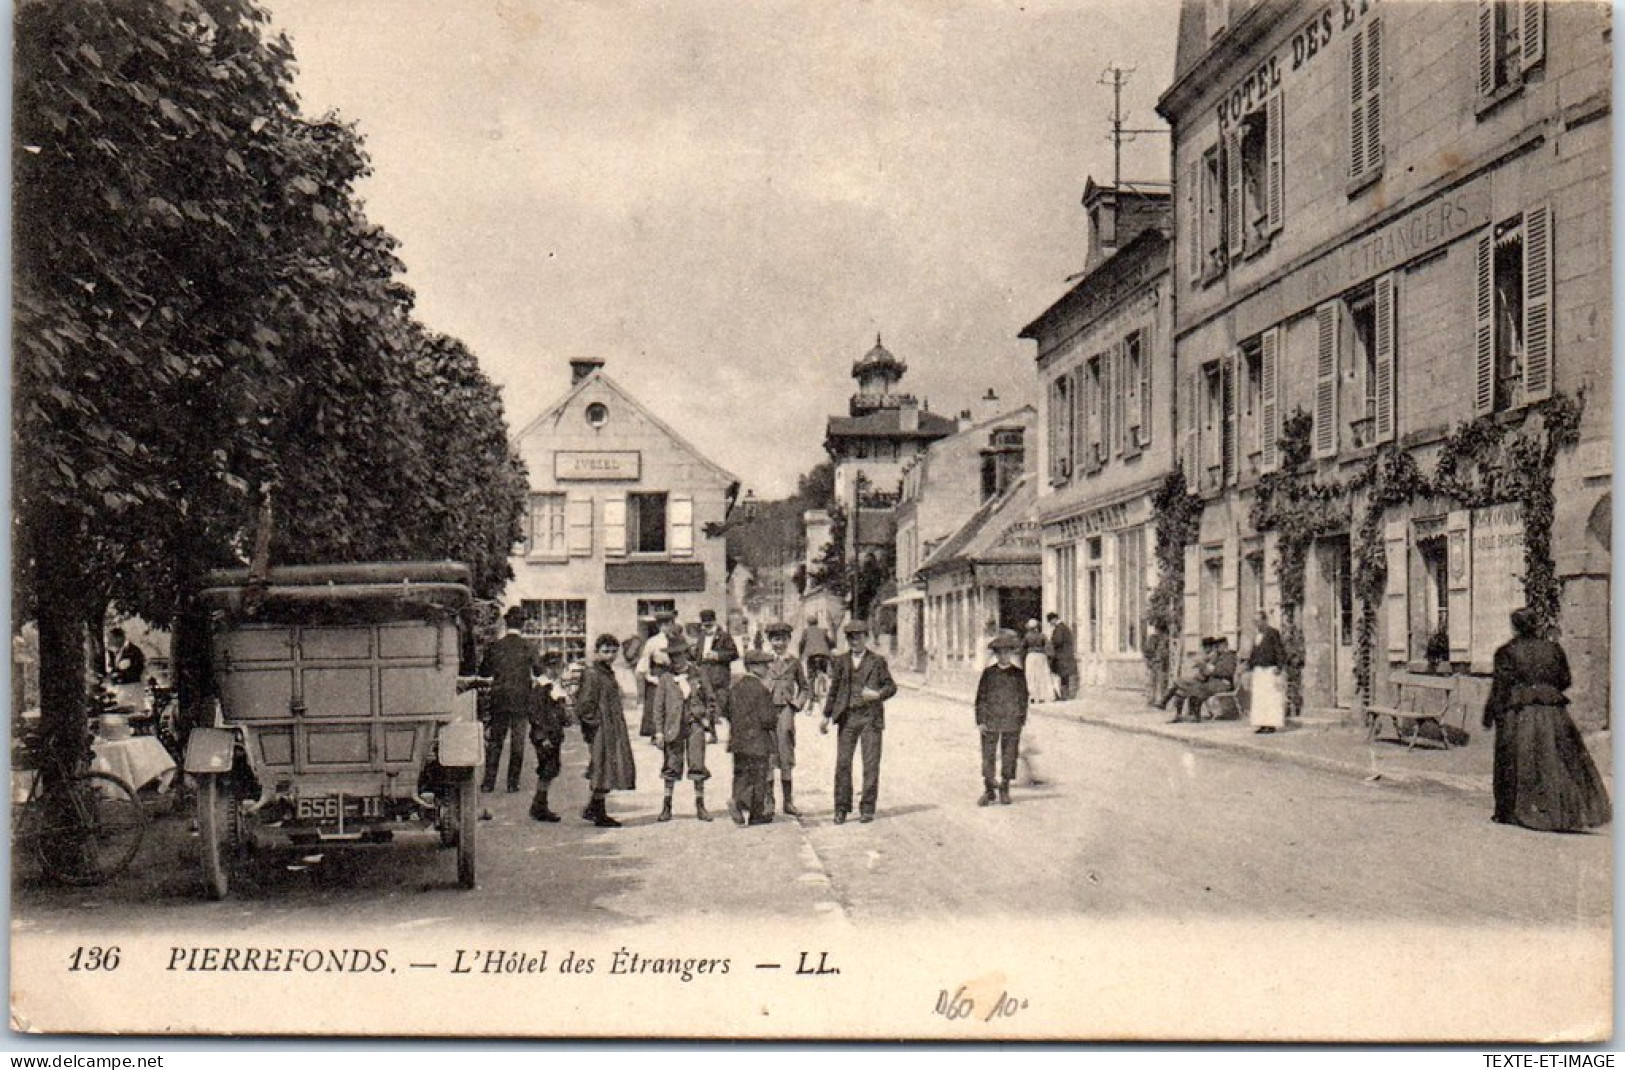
top-left (14, 0), bottom-right (526, 765)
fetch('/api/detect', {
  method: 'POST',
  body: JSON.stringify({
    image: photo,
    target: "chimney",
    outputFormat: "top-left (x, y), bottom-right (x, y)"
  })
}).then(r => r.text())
top-left (979, 386), bottom-right (1002, 422)
top-left (570, 357), bottom-right (606, 385)
top-left (899, 397), bottom-right (919, 432)
top-left (958, 408), bottom-right (974, 432)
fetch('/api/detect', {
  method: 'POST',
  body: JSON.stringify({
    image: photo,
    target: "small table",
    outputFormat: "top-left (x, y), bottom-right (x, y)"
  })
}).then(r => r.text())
top-left (91, 735), bottom-right (176, 794)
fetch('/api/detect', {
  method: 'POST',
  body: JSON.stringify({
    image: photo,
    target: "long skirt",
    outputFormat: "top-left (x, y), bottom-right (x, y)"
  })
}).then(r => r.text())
top-left (1492, 704), bottom-right (1611, 832)
top-left (1024, 652), bottom-right (1055, 703)
top-left (586, 704), bottom-right (638, 793)
top-left (1249, 667), bottom-right (1286, 728)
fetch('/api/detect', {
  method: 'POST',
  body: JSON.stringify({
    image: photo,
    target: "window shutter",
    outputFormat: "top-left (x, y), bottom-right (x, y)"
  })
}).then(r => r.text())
top-left (1383, 516), bottom-right (1408, 661)
top-left (669, 494), bottom-right (694, 557)
top-left (1225, 128), bottom-right (1243, 259)
top-left (1220, 540), bottom-right (1239, 645)
top-left (1182, 367), bottom-right (1199, 482)
top-left (1047, 377), bottom-right (1065, 483)
top-left (1477, 0), bottom-right (1497, 98)
top-left (1140, 329), bottom-right (1154, 446)
top-left (1373, 272), bottom-right (1396, 443)
top-left (1266, 90), bottom-right (1284, 234)
top-left (1473, 229), bottom-right (1495, 415)
top-left (1182, 544), bottom-right (1201, 663)
top-left (1364, 19), bottom-right (1382, 175)
top-left (1070, 367), bottom-right (1087, 476)
top-left (1101, 348), bottom-right (1115, 463)
top-left (1101, 533), bottom-right (1119, 654)
top-left (1350, 24), bottom-right (1368, 181)
top-left (1447, 509), bottom-right (1472, 662)
top-left (1186, 158), bottom-right (1202, 283)
top-left (1520, 0), bottom-right (1545, 72)
top-left (1223, 349), bottom-right (1240, 485)
top-left (1313, 301), bottom-right (1340, 458)
top-left (1260, 326), bottom-right (1281, 471)
top-left (567, 493), bottom-right (594, 557)
top-left (1523, 201), bottom-right (1553, 401)
top-left (603, 493), bottom-right (627, 557)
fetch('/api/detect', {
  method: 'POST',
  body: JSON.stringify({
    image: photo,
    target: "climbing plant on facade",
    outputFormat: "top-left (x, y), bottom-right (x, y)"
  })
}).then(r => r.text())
top-left (1146, 468), bottom-right (1203, 680)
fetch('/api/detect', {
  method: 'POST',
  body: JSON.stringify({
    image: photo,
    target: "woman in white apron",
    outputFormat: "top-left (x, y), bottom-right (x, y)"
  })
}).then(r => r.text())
top-left (1247, 612), bottom-right (1287, 733)
top-left (1022, 620), bottom-right (1055, 704)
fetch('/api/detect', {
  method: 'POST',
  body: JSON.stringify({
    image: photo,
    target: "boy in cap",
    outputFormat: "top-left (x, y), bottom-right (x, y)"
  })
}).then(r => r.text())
top-left (761, 621), bottom-right (808, 817)
top-left (974, 630), bottom-right (1029, 805)
top-left (820, 620), bottom-right (896, 824)
top-left (527, 651), bottom-right (569, 822)
top-left (652, 637), bottom-right (718, 821)
top-left (725, 649), bottom-right (781, 825)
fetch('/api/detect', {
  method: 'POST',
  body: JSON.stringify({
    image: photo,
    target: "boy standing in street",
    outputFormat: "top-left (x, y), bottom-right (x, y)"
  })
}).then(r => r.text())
top-left (761, 622), bottom-right (808, 817)
top-left (725, 649), bottom-right (780, 826)
top-left (653, 638), bottom-right (717, 821)
top-left (974, 630), bottom-right (1029, 805)
top-left (527, 651), bottom-right (569, 822)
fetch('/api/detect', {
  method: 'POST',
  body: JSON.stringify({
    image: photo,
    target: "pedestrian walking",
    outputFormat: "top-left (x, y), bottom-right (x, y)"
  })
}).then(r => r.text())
top-left (974, 630), bottom-right (1028, 806)
top-left (636, 610), bottom-right (683, 739)
top-left (761, 621), bottom-right (809, 817)
top-left (1045, 613), bottom-right (1077, 700)
top-left (1483, 607), bottom-right (1611, 832)
top-left (820, 620), bottom-right (896, 824)
top-left (1022, 620), bottom-right (1055, 703)
top-left (1246, 612), bottom-right (1287, 735)
top-left (480, 607), bottom-right (541, 794)
top-left (725, 649), bottom-right (780, 826)
top-left (799, 614), bottom-right (833, 693)
top-left (575, 633), bottom-right (636, 828)
top-left (526, 651), bottom-right (569, 822)
top-left (653, 638), bottom-right (718, 822)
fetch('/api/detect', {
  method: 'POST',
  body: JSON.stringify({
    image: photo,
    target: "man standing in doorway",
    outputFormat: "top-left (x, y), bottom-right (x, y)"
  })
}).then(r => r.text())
top-left (820, 620), bottom-right (896, 824)
top-left (1045, 612), bottom-right (1077, 700)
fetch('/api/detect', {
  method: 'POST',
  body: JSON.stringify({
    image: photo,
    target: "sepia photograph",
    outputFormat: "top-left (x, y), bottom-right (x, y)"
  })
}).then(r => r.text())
top-left (8, 0), bottom-right (1615, 1042)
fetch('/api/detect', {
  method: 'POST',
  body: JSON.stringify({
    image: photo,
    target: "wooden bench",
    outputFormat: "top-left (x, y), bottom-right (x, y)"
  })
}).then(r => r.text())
top-left (1365, 673), bottom-right (1471, 750)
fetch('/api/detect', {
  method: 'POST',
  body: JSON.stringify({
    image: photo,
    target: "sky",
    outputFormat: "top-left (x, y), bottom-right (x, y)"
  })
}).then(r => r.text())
top-left (263, 0), bottom-right (1180, 497)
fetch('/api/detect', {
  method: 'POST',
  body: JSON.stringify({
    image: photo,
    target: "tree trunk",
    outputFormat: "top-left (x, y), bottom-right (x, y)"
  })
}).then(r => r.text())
top-left (32, 506), bottom-right (89, 777)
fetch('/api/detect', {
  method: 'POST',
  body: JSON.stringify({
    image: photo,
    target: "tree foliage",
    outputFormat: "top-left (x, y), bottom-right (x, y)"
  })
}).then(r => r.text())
top-left (13, 0), bottom-right (527, 759)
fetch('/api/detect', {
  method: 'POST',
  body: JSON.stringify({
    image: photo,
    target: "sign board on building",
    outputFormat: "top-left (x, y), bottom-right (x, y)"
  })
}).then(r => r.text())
top-left (1470, 503), bottom-right (1525, 670)
top-left (605, 562), bottom-right (707, 594)
top-left (556, 451), bottom-right (641, 481)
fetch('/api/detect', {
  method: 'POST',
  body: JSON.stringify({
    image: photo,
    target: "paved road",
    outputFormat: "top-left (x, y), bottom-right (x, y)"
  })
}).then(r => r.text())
top-left (13, 687), bottom-right (1611, 935)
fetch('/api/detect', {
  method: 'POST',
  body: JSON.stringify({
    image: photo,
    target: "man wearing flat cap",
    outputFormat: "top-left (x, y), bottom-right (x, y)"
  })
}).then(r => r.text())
top-left (820, 620), bottom-right (896, 824)
top-left (1158, 636), bottom-right (1237, 723)
top-left (725, 648), bottom-right (781, 826)
top-left (695, 608), bottom-right (739, 704)
top-left (761, 621), bottom-right (808, 817)
top-left (635, 610), bottom-right (684, 739)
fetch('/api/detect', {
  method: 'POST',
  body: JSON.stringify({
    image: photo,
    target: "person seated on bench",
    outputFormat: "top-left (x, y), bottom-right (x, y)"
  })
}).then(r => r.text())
top-left (1157, 637), bottom-right (1237, 724)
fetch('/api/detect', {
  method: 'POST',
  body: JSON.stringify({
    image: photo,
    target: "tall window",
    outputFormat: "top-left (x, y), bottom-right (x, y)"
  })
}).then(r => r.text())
top-left (1226, 93), bottom-right (1283, 260)
top-left (1054, 543), bottom-right (1078, 637)
top-left (1122, 330), bottom-right (1149, 450)
top-left (1047, 374), bottom-right (1073, 484)
top-left (1200, 145), bottom-right (1224, 279)
top-left (528, 493), bottom-right (567, 558)
top-left (628, 493), bottom-right (667, 554)
top-left (1475, 206), bottom-right (1552, 415)
top-left (1199, 550), bottom-right (1224, 640)
top-left (1084, 536), bottom-right (1103, 654)
top-left (1479, 0), bottom-right (1544, 102)
top-left (1315, 274), bottom-right (1396, 457)
top-left (521, 600), bottom-right (588, 664)
top-left (1117, 527), bottom-right (1145, 654)
top-left (1241, 341), bottom-right (1264, 469)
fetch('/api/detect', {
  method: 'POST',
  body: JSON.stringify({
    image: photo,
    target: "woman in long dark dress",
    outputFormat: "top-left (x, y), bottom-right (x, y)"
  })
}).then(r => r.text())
top-left (574, 633), bottom-right (638, 828)
top-left (1483, 608), bottom-right (1610, 832)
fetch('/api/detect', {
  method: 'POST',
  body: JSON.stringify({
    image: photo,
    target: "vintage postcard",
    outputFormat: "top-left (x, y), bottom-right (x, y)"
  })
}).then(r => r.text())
top-left (9, 0), bottom-right (1613, 1041)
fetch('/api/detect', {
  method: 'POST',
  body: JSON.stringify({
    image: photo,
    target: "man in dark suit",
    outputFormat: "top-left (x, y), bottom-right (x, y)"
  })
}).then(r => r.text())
top-left (1045, 613), bottom-right (1077, 700)
top-left (480, 607), bottom-right (541, 793)
top-left (695, 609), bottom-right (738, 699)
top-left (819, 620), bottom-right (897, 824)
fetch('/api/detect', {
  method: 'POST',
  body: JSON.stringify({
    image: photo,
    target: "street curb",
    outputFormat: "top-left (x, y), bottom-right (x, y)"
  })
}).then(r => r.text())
top-left (898, 681), bottom-right (1491, 803)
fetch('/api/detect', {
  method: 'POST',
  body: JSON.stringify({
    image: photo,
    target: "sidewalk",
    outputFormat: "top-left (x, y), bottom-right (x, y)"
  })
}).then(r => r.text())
top-left (895, 671), bottom-right (1613, 802)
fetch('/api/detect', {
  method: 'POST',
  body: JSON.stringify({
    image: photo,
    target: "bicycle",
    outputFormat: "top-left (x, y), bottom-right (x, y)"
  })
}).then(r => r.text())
top-left (12, 721), bottom-right (148, 886)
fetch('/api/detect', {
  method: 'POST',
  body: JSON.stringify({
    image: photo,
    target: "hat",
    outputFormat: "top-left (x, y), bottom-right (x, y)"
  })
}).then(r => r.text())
top-left (654, 609), bottom-right (678, 623)
top-left (765, 622), bottom-right (793, 638)
top-left (842, 620), bottom-right (869, 635)
top-left (1025, 619), bottom-right (1041, 631)
top-left (699, 609), bottom-right (717, 623)
top-left (742, 648), bottom-right (773, 667)
top-left (989, 629), bottom-right (1023, 652)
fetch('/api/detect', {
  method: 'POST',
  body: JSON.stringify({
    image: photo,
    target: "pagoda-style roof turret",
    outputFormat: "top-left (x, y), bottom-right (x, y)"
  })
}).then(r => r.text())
top-left (852, 333), bottom-right (907, 379)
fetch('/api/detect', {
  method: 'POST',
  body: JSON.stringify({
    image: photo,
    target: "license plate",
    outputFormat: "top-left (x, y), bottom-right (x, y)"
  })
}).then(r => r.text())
top-left (295, 794), bottom-right (383, 824)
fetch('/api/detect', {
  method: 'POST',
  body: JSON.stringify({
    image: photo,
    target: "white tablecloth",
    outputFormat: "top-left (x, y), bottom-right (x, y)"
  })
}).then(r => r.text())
top-left (91, 736), bottom-right (176, 793)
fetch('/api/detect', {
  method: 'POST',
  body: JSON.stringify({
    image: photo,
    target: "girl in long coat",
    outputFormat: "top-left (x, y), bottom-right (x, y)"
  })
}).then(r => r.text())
top-left (575, 633), bottom-right (637, 828)
top-left (1483, 608), bottom-right (1610, 832)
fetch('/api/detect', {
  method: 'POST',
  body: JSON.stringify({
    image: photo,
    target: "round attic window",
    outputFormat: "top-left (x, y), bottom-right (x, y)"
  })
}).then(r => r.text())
top-left (585, 402), bottom-right (609, 428)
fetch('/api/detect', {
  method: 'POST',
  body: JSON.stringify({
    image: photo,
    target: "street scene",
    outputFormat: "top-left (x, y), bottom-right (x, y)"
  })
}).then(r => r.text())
top-left (10, 0), bottom-right (1614, 1043)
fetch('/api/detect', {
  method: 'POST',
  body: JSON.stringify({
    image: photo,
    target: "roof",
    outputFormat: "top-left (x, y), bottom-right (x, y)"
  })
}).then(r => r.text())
top-left (512, 369), bottom-right (739, 487)
top-left (853, 334), bottom-right (906, 376)
top-left (826, 408), bottom-right (959, 440)
top-left (916, 475), bottom-right (1038, 578)
top-left (1018, 227), bottom-right (1170, 345)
